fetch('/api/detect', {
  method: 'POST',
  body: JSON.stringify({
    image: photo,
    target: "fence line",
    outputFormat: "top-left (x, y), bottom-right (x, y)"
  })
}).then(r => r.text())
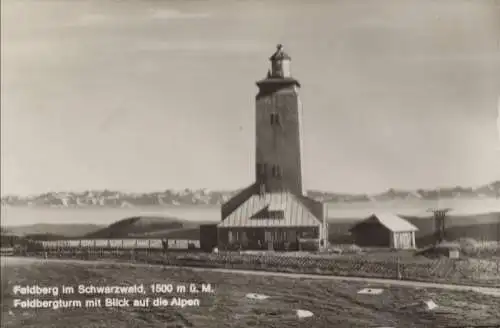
top-left (17, 249), bottom-right (499, 286)
top-left (36, 239), bottom-right (200, 250)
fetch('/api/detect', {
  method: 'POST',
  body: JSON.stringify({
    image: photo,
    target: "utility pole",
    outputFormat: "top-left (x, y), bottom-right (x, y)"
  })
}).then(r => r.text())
top-left (427, 208), bottom-right (451, 244)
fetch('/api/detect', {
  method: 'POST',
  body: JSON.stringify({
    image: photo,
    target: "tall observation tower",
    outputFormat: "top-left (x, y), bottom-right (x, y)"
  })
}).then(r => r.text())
top-left (216, 45), bottom-right (327, 251)
top-left (254, 44), bottom-right (305, 196)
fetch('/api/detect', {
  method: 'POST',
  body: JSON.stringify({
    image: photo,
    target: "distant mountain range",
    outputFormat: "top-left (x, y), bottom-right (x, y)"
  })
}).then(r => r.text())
top-left (1, 181), bottom-right (499, 208)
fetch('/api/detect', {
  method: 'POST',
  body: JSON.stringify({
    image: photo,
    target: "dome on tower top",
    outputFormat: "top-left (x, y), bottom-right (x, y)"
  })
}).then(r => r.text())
top-left (269, 44), bottom-right (291, 61)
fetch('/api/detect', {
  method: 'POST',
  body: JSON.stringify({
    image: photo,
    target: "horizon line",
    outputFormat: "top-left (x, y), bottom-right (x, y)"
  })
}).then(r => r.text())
top-left (1, 179), bottom-right (498, 199)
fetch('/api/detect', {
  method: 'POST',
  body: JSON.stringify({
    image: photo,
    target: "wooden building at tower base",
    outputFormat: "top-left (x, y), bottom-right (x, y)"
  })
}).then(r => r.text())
top-left (216, 185), bottom-right (327, 251)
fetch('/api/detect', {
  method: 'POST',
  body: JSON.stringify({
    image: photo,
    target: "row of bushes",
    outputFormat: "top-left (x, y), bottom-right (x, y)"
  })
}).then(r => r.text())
top-left (450, 238), bottom-right (500, 256)
top-left (25, 249), bottom-right (500, 287)
top-left (142, 253), bottom-right (500, 286)
top-left (429, 238), bottom-right (500, 258)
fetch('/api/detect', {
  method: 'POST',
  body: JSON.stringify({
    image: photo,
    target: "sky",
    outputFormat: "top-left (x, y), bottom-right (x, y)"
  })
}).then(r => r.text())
top-left (1, 0), bottom-right (500, 196)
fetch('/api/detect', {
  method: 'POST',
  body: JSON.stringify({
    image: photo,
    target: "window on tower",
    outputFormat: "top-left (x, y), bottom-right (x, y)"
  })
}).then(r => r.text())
top-left (257, 163), bottom-right (267, 177)
top-left (272, 165), bottom-right (282, 178)
top-left (270, 113), bottom-right (281, 126)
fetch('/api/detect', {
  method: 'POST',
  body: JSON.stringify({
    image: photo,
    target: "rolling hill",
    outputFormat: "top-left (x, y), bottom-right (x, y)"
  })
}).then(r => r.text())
top-left (84, 215), bottom-right (200, 239)
top-left (4, 223), bottom-right (104, 238)
top-left (3, 216), bottom-right (202, 241)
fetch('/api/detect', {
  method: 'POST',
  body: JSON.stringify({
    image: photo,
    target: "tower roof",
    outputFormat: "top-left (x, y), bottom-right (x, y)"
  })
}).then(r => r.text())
top-left (269, 44), bottom-right (291, 61)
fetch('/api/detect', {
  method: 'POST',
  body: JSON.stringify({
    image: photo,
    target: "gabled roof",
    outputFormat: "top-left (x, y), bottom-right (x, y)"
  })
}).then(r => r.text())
top-left (219, 190), bottom-right (324, 228)
top-left (351, 212), bottom-right (419, 232)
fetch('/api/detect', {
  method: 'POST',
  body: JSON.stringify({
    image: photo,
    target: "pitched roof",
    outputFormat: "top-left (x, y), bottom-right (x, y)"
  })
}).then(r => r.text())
top-left (352, 212), bottom-right (419, 232)
top-left (219, 191), bottom-right (324, 227)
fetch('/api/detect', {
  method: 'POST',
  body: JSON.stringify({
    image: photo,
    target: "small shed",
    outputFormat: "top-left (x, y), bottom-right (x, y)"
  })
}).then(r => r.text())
top-left (349, 213), bottom-right (419, 249)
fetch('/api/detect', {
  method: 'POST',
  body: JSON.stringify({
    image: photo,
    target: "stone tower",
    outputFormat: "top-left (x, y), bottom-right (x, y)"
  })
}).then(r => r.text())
top-left (255, 44), bottom-right (305, 196)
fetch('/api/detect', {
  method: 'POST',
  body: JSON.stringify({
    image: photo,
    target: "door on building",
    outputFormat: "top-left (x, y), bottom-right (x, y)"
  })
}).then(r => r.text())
top-left (394, 232), bottom-right (412, 249)
top-left (264, 230), bottom-right (274, 251)
top-left (264, 230), bottom-right (272, 242)
top-left (241, 231), bottom-right (248, 247)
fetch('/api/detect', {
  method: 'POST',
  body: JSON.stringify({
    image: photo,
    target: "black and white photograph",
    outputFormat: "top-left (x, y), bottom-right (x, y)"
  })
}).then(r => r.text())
top-left (1, 0), bottom-right (500, 327)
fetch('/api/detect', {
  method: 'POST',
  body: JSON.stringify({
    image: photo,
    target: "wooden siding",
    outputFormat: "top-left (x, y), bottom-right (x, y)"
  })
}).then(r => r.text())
top-left (219, 227), bottom-right (319, 242)
top-left (217, 226), bottom-right (320, 251)
top-left (392, 231), bottom-right (415, 249)
top-left (218, 191), bottom-right (321, 228)
top-left (221, 183), bottom-right (259, 220)
top-left (295, 194), bottom-right (324, 221)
